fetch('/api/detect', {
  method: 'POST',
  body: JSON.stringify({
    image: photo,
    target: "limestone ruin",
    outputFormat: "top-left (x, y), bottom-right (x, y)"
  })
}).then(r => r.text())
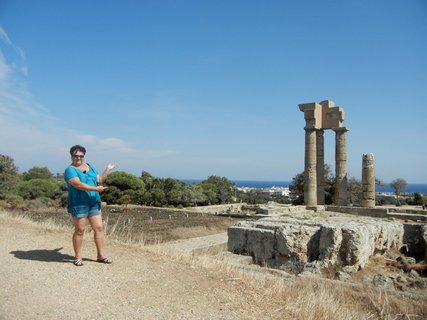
top-left (228, 211), bottom-right (403, 275)
top-left (299, 100), bottom-right (348, 206)
top-left (227, 204), bottom-right (427, 285)
top-left (361, 153), bottom-right (375, 208)
top-left (225, 100), bottom-right (427, 288)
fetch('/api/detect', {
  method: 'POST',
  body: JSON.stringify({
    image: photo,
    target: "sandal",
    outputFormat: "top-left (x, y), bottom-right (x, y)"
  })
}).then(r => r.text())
top-left (73, 259), bottom-right (83, 266)
top-left (96, 257), bottom-right (112, 264)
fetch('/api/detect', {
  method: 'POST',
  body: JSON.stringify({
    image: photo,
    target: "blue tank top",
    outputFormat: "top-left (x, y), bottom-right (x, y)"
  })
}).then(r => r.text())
top-left (64, 164), bottom-right (101, 212)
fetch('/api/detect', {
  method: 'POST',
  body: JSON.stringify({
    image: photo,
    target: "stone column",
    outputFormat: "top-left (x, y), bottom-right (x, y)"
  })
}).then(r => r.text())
top-left (304, 128), bottom-right (317, 206)
top-left (299, 103), bottom-right (321, 206)
top-left (334, 127), bottom-right (349, 206)
top-left (316, 129), bottom-right (325, 205)
top-left (361, 153), bottom-right (375, 208)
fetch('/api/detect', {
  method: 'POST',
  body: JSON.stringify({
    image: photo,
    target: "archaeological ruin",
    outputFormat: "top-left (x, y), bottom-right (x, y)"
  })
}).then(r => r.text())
top-left (298, 100), bottom-right (349, 206)
top-left (361, 153), bottom-right (375, 208)
top-left (225, 100), bottom-right (427, 290)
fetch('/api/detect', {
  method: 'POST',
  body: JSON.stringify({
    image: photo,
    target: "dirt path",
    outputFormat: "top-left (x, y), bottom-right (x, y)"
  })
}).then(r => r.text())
top-left (0, 212), bottom-right (284, 320)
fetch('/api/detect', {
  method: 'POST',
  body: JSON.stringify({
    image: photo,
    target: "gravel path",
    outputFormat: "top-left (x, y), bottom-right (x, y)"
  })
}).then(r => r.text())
top-left (0, 212), bottom-right (283, 320)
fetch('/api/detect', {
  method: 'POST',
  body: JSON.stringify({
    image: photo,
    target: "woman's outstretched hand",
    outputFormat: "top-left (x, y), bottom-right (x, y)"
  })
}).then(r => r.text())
top-left (98, 164), bottom-right (118, 185)
top-left (106, 164), bottom-right (117, 172)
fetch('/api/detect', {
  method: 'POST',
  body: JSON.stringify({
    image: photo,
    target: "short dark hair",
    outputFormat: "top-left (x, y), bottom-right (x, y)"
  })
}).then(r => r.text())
top-left (70, 145), bottom-right (86, 156)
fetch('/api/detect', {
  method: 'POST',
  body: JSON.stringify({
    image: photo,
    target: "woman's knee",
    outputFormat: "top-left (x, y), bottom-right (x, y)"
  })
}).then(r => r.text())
top-left (88, 215), bottom-right (104, 234)
top-left (92, 224), bottom-right (104, 234)
top-left (74, 227), bottom-right (85, 236)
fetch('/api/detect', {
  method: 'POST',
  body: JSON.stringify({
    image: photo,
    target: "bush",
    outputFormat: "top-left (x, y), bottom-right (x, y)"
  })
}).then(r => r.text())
top-left (17, 179), bottom-right (60, 200)
top-left (413, 193), bottom-right (423, 205)
top-left (376, 196), bottom-right (396, 206)
top-left (59, 193), bottom-right (68, 208)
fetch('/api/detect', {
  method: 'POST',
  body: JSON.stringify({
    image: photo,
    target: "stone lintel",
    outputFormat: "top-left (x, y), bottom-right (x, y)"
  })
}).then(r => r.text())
top-left (319, 100), bottom-right (335, 108)
top-left (319, 100), bottom-right (345, 129)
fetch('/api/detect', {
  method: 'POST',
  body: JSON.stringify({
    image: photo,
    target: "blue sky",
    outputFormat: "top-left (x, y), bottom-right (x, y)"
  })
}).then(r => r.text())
top-left (1, 0), bottom-right (426, 183)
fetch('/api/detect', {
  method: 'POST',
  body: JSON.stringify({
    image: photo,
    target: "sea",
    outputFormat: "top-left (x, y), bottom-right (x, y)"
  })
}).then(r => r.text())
top-left (181, 179), bottom-right (427, 195)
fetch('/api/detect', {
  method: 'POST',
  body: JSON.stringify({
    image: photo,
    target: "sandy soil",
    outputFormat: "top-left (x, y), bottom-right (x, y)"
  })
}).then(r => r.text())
top-left (0, 212), bottom-right (284, 320)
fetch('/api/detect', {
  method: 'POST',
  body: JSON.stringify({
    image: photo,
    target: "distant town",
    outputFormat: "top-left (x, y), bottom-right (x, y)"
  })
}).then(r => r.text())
top-left (237, 186), bottom-right (291, 197)
top-left (237, 186), bottom-right (425, 199)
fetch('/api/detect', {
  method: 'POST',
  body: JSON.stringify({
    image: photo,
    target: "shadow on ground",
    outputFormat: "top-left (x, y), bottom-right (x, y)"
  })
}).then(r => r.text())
top-left (10, 247), bottom-right (83, 263)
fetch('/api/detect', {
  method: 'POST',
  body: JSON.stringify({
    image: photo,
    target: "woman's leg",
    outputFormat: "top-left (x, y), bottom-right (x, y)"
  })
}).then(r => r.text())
top-left (72, 217), bottom-right (87, 260)
top-left (88, 215), bottom-right (107, 260)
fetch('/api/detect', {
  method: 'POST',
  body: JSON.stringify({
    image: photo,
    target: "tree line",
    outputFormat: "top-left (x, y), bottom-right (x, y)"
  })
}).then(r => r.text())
top-left (0, 154), bottom-right (290, 208)
top-left (1, 154), bottom-right (424, 208)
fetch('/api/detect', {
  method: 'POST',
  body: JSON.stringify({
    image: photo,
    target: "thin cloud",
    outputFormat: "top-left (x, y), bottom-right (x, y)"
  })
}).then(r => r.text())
top-left (0, 27), bottom-right (44, 118)
top-left (0, 51), bottom-right (11, 82)
top-left (0, 26), bottom-right (12, 46)
top-left (0, 26), bottom-right (169, 174)
top-left (0, 26), bottom-right (26, 75)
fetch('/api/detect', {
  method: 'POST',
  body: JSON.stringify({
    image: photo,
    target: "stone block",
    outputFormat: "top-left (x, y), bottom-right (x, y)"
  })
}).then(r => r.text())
top-left (318, 225), bottom-right (342, 260)
top-left (227, 215), bottom-right (404, 275)
top-left (227, 225), bottom-right (249, 254)
top-left (246, 228), bottom-right (276, 265)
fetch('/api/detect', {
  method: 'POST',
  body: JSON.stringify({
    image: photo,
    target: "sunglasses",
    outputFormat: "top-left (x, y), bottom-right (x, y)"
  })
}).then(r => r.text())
top-left (72, 155), bottom-right (85, 158)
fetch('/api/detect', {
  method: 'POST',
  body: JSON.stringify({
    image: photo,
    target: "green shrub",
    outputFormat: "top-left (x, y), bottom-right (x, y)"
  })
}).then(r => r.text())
top-left (17, 179), bottom-right (60, 200)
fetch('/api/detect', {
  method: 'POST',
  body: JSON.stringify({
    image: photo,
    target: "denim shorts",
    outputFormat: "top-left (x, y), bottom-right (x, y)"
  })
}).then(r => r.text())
top-left (69, 203), bottom-right (102, 218)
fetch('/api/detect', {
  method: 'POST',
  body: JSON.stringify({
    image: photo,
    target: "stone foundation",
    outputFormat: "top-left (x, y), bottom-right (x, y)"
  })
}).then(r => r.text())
top-left (228, 215), bottom-right (404, 275)
top-left (326, 205), bottom-right (427, 221)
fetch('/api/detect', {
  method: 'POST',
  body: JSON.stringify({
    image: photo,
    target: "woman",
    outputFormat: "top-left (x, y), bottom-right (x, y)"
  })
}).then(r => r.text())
top-left (64, 145), bottom-right (117, 266)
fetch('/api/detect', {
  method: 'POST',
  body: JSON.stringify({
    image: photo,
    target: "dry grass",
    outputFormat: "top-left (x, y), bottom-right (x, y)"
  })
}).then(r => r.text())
top-left (275, 279), bottom-right (424, 320)
top-left (1, 205), bottom-right (234, 245)
top-left (147, 245), bottom-right (427, 320)
top-left (101, 208), bottom-right (234, 244)
top-left (0, 209), bottom-right (72, 233)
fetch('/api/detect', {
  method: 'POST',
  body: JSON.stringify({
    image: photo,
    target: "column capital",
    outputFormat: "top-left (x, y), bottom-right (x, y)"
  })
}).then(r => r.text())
top-left (332, 127), bottom-right (349, 134)
top-left (299, 102), bottom-right (322, 129)
top-left (362, 153), bottom-right (374, 161)
top-left (298, 102), bottom-right (318, 112)
top-left (304, 127), bottom-right (319, 132)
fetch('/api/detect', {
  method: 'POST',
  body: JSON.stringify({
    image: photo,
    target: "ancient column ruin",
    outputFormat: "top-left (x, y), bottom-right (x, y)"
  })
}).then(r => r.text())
top-left (361, 153), bottom-right (375, 208)
top-left (316, 129), bottom-right (325, 205)
top-left (299, 100), bottom-right (348, 206)
top-left (334, 127), bottom-right (349, 206)
top-left (304, 127), bottom-right (318, 205)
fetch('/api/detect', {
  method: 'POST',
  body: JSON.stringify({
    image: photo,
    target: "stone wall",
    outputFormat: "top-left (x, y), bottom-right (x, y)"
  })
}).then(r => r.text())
top-left (325, 206), bottom-right (389, 218)
top-left (256, 205), bottom-right (307, 215)
top-left (188, 203), bottom-right (245, 214)
top-left (325, 205), bottom-right (427, 222)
